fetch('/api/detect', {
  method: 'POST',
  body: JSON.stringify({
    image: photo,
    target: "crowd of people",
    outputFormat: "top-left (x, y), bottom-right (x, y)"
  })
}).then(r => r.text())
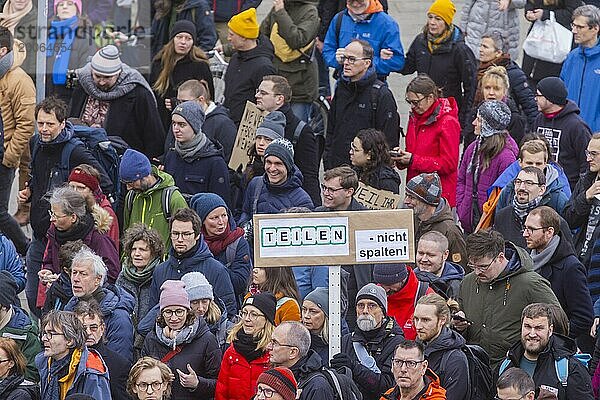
top-left (0, 0), bottom-right (598, 399)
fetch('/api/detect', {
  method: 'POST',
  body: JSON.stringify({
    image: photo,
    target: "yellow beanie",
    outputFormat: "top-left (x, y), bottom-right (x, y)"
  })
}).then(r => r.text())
top-left (427, 0), bottom-right (456, 26)
top-left (228, 8), bottom-right (259, 39)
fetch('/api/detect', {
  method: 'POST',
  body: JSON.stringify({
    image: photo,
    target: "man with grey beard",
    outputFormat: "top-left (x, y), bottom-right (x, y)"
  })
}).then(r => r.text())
top-left (330, 283), bottom-right (405, 400)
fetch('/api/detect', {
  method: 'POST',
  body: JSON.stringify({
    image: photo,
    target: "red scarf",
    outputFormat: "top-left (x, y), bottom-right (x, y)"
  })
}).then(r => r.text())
top-left (202, 224), bottom-right (245, 256)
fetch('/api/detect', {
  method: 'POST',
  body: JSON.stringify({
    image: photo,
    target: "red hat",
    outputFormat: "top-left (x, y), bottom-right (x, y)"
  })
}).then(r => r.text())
top-left (257, 367), bottom-right (297, 400)
top-left (68, 169), bottom-right (100, 193)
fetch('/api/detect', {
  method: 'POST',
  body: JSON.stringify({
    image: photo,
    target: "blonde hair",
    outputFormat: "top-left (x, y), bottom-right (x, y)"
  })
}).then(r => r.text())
top-left (481, 65), bottom-right (510, 91)
top-left (203, 300), bottom-right (222, 325)
top-left (127, 357), bottom-right (173, 399)
top-left (227, 312), bottom-right (274, 352)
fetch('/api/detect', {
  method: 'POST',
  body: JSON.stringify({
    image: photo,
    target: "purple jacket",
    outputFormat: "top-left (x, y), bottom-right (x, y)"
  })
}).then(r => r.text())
top-left (457, 135), bottom-right (518, 233)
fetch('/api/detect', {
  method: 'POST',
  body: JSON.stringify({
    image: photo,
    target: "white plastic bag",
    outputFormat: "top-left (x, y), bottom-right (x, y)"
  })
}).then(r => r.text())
top-left (523, 11), bottom-right (573, 63)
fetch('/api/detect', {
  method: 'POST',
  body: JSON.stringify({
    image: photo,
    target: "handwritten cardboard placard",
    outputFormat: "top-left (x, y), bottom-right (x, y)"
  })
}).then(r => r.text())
top-left (228, 101), bottom-right (268, 171)
top-left (354, 182), bottom-right (403, 209)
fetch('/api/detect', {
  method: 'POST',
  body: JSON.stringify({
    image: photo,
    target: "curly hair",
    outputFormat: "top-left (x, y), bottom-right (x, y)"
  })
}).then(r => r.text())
top-left (354, 129), bottom-right (392, 183)
top-left (122, 223), bottom-right (165, 261)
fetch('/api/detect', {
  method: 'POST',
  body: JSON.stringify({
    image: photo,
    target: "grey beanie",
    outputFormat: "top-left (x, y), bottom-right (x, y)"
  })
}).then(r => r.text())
top-left (172, 100), bottom-right (206, 136)
top-left (181, 272), bottom-right (214, 301)
top-left (256, 111), bottom-right (286, 140)
top-left (264, 138), bottom-right (295, 174)
top-left (356, 283), bottom-right (387, 313)
top-left (478, 100), bottom-right (511, 138)
top-left (91, 45), bottom-right (122, 76)
top-left (304, 287), bottom-right (329, 317)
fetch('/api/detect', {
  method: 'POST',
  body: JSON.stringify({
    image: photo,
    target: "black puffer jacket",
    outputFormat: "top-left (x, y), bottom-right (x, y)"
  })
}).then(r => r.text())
top-left (142, 317), bottom-right (222, 400)
top-left (423, 327), bottom-right (469, 400)
top-left (341, 317), bottom-right (405, 400)
top-left (0, 374), bottom-right (39, 400)
top-left (224, 36), bottom-right (277, 125)
top-left (501, 334), bottom-right (593, 400)
top-left (292, 350), bottom-right (335, 400)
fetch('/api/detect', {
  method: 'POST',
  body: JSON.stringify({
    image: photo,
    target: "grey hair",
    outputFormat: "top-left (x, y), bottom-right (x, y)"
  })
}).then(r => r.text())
top-left (50, 185), bottom-right (88, 220)
top-left (481, 30), bottom-right (507, 53)
top-left (573, 5), bottom-right (600, 29)
top-left (42, 310), bottom-right (88, 350)
top-left (71, 247), bottom-right (107, 286)
top-left (279, 321), bottom-right (311, 358)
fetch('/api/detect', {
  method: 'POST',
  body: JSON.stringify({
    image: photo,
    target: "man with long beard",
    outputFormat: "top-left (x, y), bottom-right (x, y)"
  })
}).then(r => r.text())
top-left (330, 283), bottom-right (405, 400)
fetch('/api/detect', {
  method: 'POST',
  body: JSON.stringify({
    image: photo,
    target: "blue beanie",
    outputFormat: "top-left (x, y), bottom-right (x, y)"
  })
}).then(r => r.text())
top-left (264, 138), bottom-right (295, 174)
top-left (119, 149), bottom-right (152, 182)
top-left (190, 192), bottom-right (228, 222)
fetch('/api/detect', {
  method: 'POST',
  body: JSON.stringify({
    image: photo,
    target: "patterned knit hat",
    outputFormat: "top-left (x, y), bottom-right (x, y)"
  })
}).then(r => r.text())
top-left (264, 138), bottom-right (295, 175)
top-left (91, 45), bottom-right (122, 76)
top-left (406, 172), bottom-right (442, 206)
top-left (257, 367), bottom-right (298, 400)
top-left (478, 100), bottom-right (511, 138)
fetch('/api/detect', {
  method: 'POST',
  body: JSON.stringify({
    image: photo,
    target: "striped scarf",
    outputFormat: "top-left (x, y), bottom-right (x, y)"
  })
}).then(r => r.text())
top-left (427, 25), bottom-right (454, 53)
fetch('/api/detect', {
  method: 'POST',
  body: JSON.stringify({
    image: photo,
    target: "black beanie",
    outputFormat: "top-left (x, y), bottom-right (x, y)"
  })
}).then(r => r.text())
top-left (243, 292), bottom-right (276, 324)
top-left (170, 20), bottom-right (197, 42)
top-left (537, 77), bottom-right (568, 106)
top-left (0, 271), bottom-right (17, 308)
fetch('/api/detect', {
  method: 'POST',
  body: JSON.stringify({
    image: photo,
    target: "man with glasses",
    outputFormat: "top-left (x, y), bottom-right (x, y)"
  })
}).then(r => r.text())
top-left (561, 5), bottom-right (600, 132)
top-left (522, 206), bottom-right (593, 350)
top-left (532, 76), bottom-right (591, 190)
top-left (324, 39), bottom-right (400, 171)
top-left (330, 283), bottom-right (405, 400)
top-left (495, 167), bottom-right (572, 248)
top-left (498, 303), bottom-right (593, 399)
top-left (267, 321), bottom-right (335, 399)
top-left (146, 208), bottom-right (237, 319)
top-left (454, 229), bottom-right (561, 369)
top-left (495, 367), bottom-right (536, 400)
top-left (74, 300), bottom-right (131, 400)
top-left (381, 340), bottom-right (446, 400)
top-left (64, 247), bottom-right (135, 362)
top-left (120, 148), bottom-right (188, 252)
top-left (35, 310), bottom-right (112, 399)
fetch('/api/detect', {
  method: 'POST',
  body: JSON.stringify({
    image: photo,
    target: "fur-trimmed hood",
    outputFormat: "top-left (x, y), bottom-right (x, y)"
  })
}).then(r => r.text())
top-left (91, 204), bottom-right (112, 235)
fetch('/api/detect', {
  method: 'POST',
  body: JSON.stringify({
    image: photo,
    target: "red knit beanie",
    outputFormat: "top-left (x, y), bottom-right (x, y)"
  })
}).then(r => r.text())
top-left (256, 367), bottom-right (297, 400)
top-left (68, 169), bottom-right (100, 193)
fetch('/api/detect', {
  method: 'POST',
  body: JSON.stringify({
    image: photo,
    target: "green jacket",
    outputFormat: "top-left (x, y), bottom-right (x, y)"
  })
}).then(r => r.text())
top-left (0, 307), bottom-right (41, 382)
top-left (123, 166), bottom-right (188, 252)
top-left (458, 242), bottom-right (561, 369)
top-left (260, 0), bottom-right (319, 103)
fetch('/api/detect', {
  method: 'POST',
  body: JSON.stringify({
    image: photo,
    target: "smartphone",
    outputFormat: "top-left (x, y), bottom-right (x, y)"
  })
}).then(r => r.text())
top-left (389, 150), bottom-right (402, 157)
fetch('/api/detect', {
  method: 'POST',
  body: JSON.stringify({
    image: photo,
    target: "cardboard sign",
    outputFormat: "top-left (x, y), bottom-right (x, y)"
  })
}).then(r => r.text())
top-left (253, 209), bottom-right (415, 267)
top-left (354, 182), bottom-right (403, 209)
top-left (228, 101), bottom-right (268, 171)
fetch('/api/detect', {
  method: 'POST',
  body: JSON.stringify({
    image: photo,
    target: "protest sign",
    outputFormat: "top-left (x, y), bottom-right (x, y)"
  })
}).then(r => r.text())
top-left (354, 182), bottom-right (403, 209)
top-left (228, 101), bottom-right (268, 170)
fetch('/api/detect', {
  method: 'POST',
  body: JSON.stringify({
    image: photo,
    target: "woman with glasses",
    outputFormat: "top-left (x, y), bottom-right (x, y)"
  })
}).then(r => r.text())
top-left (35, 310), bottom-right (111, 400)
top-left (216, 293), bottom-right (276, 400)
top-left (150, 20), bottom-right (214, 131)
top-left (392, 74), bottom-right (461, 208)
top-left (247, 267), bottom-right (301, 325)
top-left (127, 357), bottom-right (173, 400)
top-left (116, 224), bottom-right (165, 358)
top-left (457, 100), bottom-right (518, 233)
top-left (142, 280), bottom-right (221, 400)
top-left (0, 336), bottom-right (39, 399)
top-left (350, 128), bottom-right (400, 194)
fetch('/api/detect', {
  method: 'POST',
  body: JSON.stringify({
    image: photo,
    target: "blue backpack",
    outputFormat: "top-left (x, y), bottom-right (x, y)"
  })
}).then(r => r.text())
top-left (499, 353), bottom-right (591, 387)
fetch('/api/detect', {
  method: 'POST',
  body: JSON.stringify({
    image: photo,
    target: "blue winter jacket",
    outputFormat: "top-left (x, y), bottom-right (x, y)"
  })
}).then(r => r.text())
top-left (239, 167), bottom-right (314, 227)
top-left (0, 234), bottom-right (25, 292)
top-left (35, 347), bottom-right (111, 400)
top-left (489, 160), bottom-right (571, 198)
top-left (293, 266), bottom-right (328, 299)
top-left (560, 42), bottom-right (600, 132)
top-left (322, 9), bottom-right (405, 77)
top-left (148, 239), bottom-right (238, 317)
top-left (65, 285), bottom-right (135, 362)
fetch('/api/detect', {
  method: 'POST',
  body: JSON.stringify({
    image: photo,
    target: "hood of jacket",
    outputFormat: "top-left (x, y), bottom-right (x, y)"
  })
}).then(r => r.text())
top-left (7, 306), bottom-right (34, 331)
top-left (206, 103), bottom-right (231, 120)
top-left (263, 165), bottom-right (305, 192)
top-left (340, 65), bottom-right (378, 90)
top-left (139, 166), bottom-right (178, 197)
top-left (91, 204), bottom-right (112, 235)
top-left (382, 368), bottom-right (445, 399)
top-left (178, 0), bottom-right (204, 11)
top-left (423, 198), bottom-right (454, 226)
top-left (184, 137), bottom-right (225, 160)
top-left (547, 100), bottom-right (583, 121)
top-left (98, 284), bottom-right (135, 316)
top-left (238, 35), bottom-right (275, 62)
top-left (507, 333), bottom-right (577, 363)
top-left (39, 121), bottom-right (74, 150)
top-left (492, 242), bottom-right (534, 284)
top-left (546, 232), bottom-right (576, 267)
top-left (423, 326), bottom-right (466, 357)
top-left (489, 161), bottom-right (571, 197)
top-left (6, 40), bottom-right (25, 72)
top-left (35, 347), bottom-right (109, 388)
top-left (290, 349), bottom-right (323, 379)
top-left (410, 97), bottom-right (459, 127)
top-left (574, 40), bottom-right (600, 59)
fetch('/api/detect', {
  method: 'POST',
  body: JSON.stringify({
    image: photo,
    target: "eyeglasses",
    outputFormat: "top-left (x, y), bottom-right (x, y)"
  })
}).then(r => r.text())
top-left (523, 226), bottom-right (548, 234)
top-left (239, 310), bottom-right (265, 321)
top-left (571, 22), bottom-right (590, 30)
top-left (170, 231), bottom-right (196, 240)
top-left (256, 385), bottom-right (276, 398)
top-left (405, 96), bottom-right (427, 107)
top-left (513, 178), bottom-right (541, 187)
top-left (41, 331), bottom-right (65, 340)
top-left (321, 184), bottom-right (346, 194)
top-left (48, 210), bottom-right (69, 219)
top-left (467, 254), bottom-right (499, 272)
top-left (391, 358), bottom-right (425, 369)
top-left (356, 302), bottom-right (379, 312)
top-left (586, 150), bottom-right (600, 159)
top-left (340, 55), bottom-right (369, 64)
top-left (162, 309), bottom-right (187, 318)
top-left (136, 381), bottom-right (164, 393)
top-left (269, 338), bottom-right (298, 348)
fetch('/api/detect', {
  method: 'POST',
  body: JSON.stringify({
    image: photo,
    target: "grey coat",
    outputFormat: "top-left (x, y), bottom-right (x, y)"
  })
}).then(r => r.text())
top-left (460, 0), bottom-right (526, 60)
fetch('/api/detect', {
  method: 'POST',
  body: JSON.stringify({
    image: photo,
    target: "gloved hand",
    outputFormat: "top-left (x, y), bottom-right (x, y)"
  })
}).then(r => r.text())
top-left (330, 352), bottom-right (356, 370)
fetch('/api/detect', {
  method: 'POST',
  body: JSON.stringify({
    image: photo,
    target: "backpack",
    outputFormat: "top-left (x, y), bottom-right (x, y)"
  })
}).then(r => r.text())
top-left (299, 366), bottom-right (363, 400)
top-left (441, 344), bottom-right (494, 400)
top-left (499, 353), bottom-right (591, 389)
top-left (124, 185), bottom-right (184, 222)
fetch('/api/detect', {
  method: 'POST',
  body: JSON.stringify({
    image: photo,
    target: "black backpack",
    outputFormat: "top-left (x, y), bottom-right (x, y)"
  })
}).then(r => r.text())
top-left (299, 366), bottom-right (362, 400)
top-left (440, 344), bottom-right (494, 400)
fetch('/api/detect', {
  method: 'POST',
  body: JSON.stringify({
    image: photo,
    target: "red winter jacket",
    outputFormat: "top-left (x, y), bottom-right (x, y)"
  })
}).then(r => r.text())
top-left (400, 97), bottom-right (461, 207)
top-left (215, 343), bottom-right (271, 400)
top-left (386, 268), bottom-right (434, 340)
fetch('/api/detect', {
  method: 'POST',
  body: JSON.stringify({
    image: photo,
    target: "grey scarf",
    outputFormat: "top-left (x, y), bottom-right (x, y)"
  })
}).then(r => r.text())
top-left (0, 51), bottom-right (13, 79)
top-left (155, 318), bottom-right (199, 350)
top-left (512, 195), bottom-right (543, 219)
top-left (76, 63), bottom-right (157, 106)
top-left (174, 131), bottom-right (209, 162)
top-left (531, 235), bottom-right (560, 272)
